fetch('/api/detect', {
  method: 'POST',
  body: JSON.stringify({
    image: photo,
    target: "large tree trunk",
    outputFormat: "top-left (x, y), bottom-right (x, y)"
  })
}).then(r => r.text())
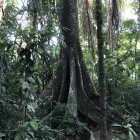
top-left (35, 0), bottom-right (140, 139)
top-left (35, 0), bottom-right (98, 139)
top-left (95, 0), bottom-right (107, 140)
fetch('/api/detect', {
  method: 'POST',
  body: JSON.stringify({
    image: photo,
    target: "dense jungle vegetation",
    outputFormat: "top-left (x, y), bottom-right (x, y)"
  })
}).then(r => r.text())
top-left (0, 0), bottom-right (140, 140)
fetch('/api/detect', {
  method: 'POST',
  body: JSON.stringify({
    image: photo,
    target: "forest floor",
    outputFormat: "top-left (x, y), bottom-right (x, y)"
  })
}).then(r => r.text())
top-left (62, 130), bottom-right (140, 140)
top-left (92, 130), bottom-right (140, 140)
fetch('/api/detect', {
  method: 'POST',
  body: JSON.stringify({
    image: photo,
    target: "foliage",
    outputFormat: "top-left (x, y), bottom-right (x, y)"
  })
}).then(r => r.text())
top-left (53, 103), bottom-right (86, 136)
top-left (0, 0), bottom-right (140, 139)
top-left (8, 103), bottom-right (86, 140)
top-left (112, 123), bottom-right (137, 140)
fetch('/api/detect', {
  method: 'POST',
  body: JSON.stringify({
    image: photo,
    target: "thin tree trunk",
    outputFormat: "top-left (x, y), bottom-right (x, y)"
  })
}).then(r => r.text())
top-left (95, 0), bottom-right (107, 140)
top-left (32, 0), bottom-right (37, 28)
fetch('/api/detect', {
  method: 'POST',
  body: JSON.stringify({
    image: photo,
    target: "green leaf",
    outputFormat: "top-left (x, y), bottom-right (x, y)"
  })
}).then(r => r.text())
top-left (14, 130), bottom-right (25, 140)
top-left (120, 133), bottom-right (127, 139)
top-left (28, 77), bottom-right (35, 83)
top-left (15, 133), bottom-right (21, 140)
top-left (112, 136), bottom-right (119, 140)
top-left (22, 122), bottom-right (29, 128)
top-left (37, 76), bottom-right (42, 85)
top-left (27, 104), bottom-right (35, 112)
top-left (0, 133), bottom-right (6, 138)
top-left (22, 81), bottom-right (30, 90)
top-left (30, 119), bottom-right (38, 131)
top-left (112, 123), bottom-right (121, 127)
top-left (129, 127), bottom-right (137, 137)
top-left (129, 131), bottom-right (134, 140)
top-left (66, 128), bottom-right (75, 135)
top-left (124, 123), bottom-right (132, 129)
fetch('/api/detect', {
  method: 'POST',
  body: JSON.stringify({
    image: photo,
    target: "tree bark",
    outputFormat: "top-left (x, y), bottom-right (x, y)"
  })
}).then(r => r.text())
top-left (95, 0), bottom-right (107, 140)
